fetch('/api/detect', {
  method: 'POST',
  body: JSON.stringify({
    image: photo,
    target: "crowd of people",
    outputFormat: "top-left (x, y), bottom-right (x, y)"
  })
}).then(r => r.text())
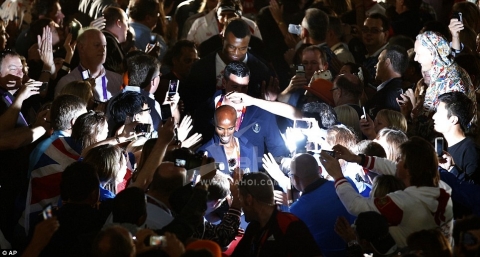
top-left (0, 0), bottom-right (480, 256)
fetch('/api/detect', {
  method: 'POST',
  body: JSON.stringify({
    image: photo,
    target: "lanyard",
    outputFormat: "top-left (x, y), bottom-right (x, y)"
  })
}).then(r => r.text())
top-left (77, 66), bottom-right (108, 101)
top-left (3, 93), bottom-right (28, 125)
top-left (216, 94), bottom-right (246, 131)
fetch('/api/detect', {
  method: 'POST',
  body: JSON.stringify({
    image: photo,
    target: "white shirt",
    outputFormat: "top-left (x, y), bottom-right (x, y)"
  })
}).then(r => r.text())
top-left (55, 65), bottom-right (122, 102)
top-left (187, 9), bottom-right (262, 46)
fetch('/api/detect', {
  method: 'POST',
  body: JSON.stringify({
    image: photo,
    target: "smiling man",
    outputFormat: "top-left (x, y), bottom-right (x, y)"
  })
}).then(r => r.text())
top-left (182, 17), bottom-right (271, 115)
top-left (55, 28), bottom-right (122, 102)
top-left (198, 104), bottom-right (258, 174)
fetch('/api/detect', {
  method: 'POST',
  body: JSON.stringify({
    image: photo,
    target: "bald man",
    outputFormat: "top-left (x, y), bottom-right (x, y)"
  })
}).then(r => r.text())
top-left (55, 28), bottom-right (123, 102)
top-left (198, 105), bottom-right (258, 174)
top-left (289, 153), bottom-right (355, 257)
top-left (145, 162), bottom-right (186, 230)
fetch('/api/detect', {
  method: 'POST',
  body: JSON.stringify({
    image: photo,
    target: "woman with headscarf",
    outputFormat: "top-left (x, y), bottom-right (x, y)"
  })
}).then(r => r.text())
top-left (403, 30), bottom-right (477, 138)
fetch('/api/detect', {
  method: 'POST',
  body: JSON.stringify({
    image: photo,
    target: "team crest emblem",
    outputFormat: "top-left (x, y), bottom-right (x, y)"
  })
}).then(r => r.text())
top-left (252, 123), bottom-right (261, 133)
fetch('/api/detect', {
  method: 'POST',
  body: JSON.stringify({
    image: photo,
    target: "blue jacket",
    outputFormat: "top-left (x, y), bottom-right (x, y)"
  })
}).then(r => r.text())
top-left (290, 179), bottom-right (357, 257)
top-left (198, 134), bottom-right (259, 174)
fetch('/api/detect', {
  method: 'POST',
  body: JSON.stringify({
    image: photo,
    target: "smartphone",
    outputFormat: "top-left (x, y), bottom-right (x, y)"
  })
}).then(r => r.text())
top-left (134, 123), bottom-right (151, 133)
top-left (146, 235), bottom-right (167, 247)
top-left (149, 34), bottom-right (157, 44)
top-left (42, 204), bottom-right (53, 220)
top-left (462, 232), bottom-right (477, 246)
top-left (323, 150), bottom-right (335, 158)
top-left (312, 70), bottom-right (333, 81)
top-left (69, 19), bottom-right (81, 40)
top-left (296, 65), bottom-right (305, 78)
top-left (39, 82), bottom-right (48, 92)
top-left (175, 159), bottom-right (186, 167)
top-left (435, 137), bottom-right (444, 157)
top-left (362, 106), bottom-right (367, 119)
top-left (168, 80), bottom-right (179, 96)
top-left (81, 69), bottom-right (90, 80)
top-left (160, 104), bottom-right (172, 123)
top-left (294, 119), bottom-right (312, 129)
top-left (453, 12), bottom-right (463, 23)
top-left (288, 24), bottom-right (301, 35)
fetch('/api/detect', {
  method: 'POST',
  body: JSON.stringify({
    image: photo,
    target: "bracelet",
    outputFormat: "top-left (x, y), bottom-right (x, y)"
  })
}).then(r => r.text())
top-left (61, 65), bottom-right (70, 72)
top-left (41, 70), bottom-right (53, 75)
top-left (62, 61), bottom-right (71, 68)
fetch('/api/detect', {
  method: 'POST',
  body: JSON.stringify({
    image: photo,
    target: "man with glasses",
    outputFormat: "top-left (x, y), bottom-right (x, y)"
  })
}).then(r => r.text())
top-left (231, 172), bottom-right (322, 257)
top-left (361, 13), bottom-right (390, 85)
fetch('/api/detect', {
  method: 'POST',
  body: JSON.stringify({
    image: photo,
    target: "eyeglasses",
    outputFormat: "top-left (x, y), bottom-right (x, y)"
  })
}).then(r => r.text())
top-left (361, 27), bottom-right (385, 34)
top-left (137, 108), bottom-right (151, 114)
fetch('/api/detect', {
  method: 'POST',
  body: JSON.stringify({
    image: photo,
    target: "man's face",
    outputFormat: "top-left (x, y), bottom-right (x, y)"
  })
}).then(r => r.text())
top-left (79, 31), bottom-right (107, 65)
top-left (173, 47), bottom-right (198, 78)
top-left (215, 112), bottom-right (236, 144)
top-left (375, 50), bottom-right (388, 82)
top-left (223, 74), bottom-right (249, 94)
top-left (432, 102), bottom-right (451, 134)
top-left (222, 32), bottom-right (249, 62)
top-left (362, 18), bottom-right (388, 50)
top-left (238, 190), bottom-right (254, 223)
top-left (302, 50), bottom-right (326, 80)
top-left (118, 12), bottom-right (129, 43)
top-left (0, 55), bottom-right (23, 89)
top-left (134, 103), bottom-right (152, 124)
top-left (414, 40), bottom-right (434, 72)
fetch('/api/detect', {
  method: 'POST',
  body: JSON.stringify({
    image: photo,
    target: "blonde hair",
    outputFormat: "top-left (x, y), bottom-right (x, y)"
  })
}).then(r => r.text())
top-left (375, 128), bottom-right (408, 161)
top-left (326, 125), bottom-right (357, 150)
top-left (376, 109), bottom-right (407, 133)
top-left (371, 175), bottom-right (405, 198)
top-left (59, 80), bottom-right (93, 105)
top-left (334, 105), bottom-right (361, 140)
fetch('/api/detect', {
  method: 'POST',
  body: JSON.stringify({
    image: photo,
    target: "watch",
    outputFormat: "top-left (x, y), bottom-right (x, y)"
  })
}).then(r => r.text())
top-left (348, 240), bottom-right (359, 247)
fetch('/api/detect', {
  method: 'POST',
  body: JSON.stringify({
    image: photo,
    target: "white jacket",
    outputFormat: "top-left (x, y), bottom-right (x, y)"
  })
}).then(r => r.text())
top-left (187, 9), bottom-right (262, 45)
top-left (334, 156), bottom-right (453, 247)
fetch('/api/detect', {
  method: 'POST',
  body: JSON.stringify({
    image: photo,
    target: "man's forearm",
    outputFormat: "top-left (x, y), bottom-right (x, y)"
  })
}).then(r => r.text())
top-left (0, 126), bottom-right (46, 150)
top-left (0, 98), bottom-right (24, 133)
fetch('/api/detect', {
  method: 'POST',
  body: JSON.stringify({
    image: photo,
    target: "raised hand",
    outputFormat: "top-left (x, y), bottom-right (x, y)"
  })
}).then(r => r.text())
top-left (90, 17), bottom-right (106, 30)
top-left (37, 26), bottom-right (55, 74)
top-left (177, 115), bottom-right (193, 142)
top-left (181, 133), bottom-right (202, 148)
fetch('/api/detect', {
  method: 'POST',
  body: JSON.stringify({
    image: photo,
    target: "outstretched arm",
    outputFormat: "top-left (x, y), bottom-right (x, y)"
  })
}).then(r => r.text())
top-left (227, 92), bottom-right (302, 120)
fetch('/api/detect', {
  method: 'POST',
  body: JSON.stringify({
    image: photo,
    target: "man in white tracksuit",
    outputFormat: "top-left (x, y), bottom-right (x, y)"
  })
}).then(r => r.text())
top-left (320, 136), bottom-right (453, 248)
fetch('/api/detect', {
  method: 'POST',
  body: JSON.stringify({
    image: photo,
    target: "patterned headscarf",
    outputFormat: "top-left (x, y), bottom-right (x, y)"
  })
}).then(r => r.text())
top-left (416, 31), bottom-right (454, 80)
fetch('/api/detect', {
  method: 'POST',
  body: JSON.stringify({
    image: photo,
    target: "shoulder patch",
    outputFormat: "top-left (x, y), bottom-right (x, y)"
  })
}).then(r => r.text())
top-left (374, 196), bottom-right (403, 226)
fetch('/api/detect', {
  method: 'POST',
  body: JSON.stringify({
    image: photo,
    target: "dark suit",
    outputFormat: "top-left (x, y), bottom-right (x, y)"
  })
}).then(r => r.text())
top-left (181, 51), bottom-right (272, 115)
top-left (198, 134), bottom-right (259, 174)
top-left (102, 30), bottom-right (125, 73)
top-left (364, 77), bottom-right (403, 118)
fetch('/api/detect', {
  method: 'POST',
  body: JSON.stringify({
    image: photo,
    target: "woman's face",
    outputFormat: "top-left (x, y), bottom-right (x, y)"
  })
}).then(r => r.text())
top-left (414, 39), bottom-right (434, 71)
top-left (374, 114), bottom-right (389, 133)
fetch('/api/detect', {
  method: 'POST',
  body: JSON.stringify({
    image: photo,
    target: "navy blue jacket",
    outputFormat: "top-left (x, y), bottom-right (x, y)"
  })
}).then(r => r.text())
top-left (198, 134), bottom-right (259, 174)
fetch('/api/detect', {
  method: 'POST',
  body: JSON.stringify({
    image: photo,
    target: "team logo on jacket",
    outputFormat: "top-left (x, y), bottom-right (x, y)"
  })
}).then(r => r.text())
top-left (252, 123), bottom-right (261, 133)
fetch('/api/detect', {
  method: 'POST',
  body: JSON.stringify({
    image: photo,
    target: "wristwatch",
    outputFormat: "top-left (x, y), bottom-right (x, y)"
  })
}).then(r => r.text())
top-left (348, 240), bottom-right (359, 247)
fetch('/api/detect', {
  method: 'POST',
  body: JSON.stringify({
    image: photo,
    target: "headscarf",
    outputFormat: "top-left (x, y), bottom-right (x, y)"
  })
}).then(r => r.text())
top-left (415, 31), bottom-right (453, 82)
